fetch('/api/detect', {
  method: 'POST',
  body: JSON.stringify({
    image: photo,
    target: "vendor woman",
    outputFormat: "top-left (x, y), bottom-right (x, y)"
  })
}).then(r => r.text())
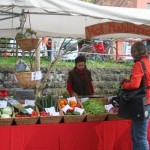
top-left (66, 55), bottom-right (94, 97)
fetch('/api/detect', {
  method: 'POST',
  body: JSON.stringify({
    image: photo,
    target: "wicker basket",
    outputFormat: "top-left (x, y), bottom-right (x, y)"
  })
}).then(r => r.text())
top-left (0, 118), bottom-right (14, 126)
top-left (15, 72), bottom-right (36, 89)
top-left (15, 116), bottom-right (39, 125)
top-left (86, 113), bottom-right (108, 122)
top-left (58, 99), bottom-right (86, 123)
top-left (40, 111), bottom-right (63, 124)
top-left (0, 105), bottom-right (15, 126)
top-left (81, 97), bottom-right (108, 122)
top-left (63, 114), bottom-right (86, 123)
top-left (16, 38), bottom-right (39, 51)
top-left (15, 101), bottom-right (39, 125)
top-left (107, 113), bottom-right (124, 121)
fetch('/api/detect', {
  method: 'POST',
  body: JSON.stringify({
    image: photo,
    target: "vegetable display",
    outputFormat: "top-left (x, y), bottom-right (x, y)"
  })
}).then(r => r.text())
top-left (59, 99), bottom-right (82, 116)
top-left (2, 106), bottom-right (13, 116)
top-left (35, 93), bottom-right (60, 117)
top-left (82, 99), bottom-right (106, 114)
top-left (15, 103), bottom-right (38, 118)
top-left (0, 102), bottom-right (13, 118)
top-left (36, 93), bottom-right (58, 112)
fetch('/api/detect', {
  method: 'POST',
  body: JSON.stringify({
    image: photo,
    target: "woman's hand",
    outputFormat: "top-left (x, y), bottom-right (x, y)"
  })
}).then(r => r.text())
top-left (71, 92), bottom-right (78, 97)
top-left (120, 78), bottom-right (130, 85)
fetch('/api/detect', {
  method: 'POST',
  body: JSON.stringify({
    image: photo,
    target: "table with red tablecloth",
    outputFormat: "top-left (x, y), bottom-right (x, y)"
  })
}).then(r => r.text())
top-left (0, 120), bottom-right (148, 150)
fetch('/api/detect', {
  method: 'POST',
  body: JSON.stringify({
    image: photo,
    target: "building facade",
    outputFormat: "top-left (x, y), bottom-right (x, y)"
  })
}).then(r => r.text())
top-left (94, 0), bottom-right (150, 9)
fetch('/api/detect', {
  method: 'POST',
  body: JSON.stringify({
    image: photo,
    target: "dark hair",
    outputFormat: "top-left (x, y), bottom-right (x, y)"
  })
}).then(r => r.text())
top-left (75, 55), bottom-right (86, 64)
top-left (131, 41), bottom-right (148, 58)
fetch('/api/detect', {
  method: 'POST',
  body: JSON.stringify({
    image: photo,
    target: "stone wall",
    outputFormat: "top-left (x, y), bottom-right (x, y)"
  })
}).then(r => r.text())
top-left (47, 67), bottom-right (131, 96)
top-left (0, 66), bottom-right (131, 97)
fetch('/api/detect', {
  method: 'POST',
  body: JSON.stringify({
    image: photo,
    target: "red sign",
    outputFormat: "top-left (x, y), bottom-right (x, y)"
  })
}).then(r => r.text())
top-left (85, 22), bottom-right (150, 38)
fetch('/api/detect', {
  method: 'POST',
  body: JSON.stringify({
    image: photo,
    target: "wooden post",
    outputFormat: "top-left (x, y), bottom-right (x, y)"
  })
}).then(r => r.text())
top-left (16, 42), bottom-right (19, 63)
top-left (35, 39), bottom-right (41, 97)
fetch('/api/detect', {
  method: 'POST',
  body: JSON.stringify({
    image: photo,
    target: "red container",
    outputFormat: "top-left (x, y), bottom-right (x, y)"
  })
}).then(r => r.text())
top-left (0, 89), bottom-right (9, 97)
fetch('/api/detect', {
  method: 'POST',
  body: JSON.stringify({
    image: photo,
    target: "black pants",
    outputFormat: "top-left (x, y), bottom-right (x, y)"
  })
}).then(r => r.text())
top-left (47, 48), bottom-right (51, 58)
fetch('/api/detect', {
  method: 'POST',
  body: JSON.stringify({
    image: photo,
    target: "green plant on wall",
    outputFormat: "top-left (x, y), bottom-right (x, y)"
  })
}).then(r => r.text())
top-left (0, 38), bottom-right (10, 48)
top-left (15, 28), bottom-right (37, 39)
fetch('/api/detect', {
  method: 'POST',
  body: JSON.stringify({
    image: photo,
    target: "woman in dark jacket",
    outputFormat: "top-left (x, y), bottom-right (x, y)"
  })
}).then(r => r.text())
top-left (66, 55), bottom-right (94, 97)
top-left (121, 41), bottom-right (150, 150)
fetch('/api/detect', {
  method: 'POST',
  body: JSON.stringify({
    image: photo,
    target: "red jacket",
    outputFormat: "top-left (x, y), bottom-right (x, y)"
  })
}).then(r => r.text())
top-left (93, 42), bottom-right (104, 53)
top-left (122, 56), bottom-right (150, 104)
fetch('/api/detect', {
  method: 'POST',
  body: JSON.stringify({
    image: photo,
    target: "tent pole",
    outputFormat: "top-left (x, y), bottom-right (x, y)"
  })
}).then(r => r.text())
top-left (116, 40), bottom-right (118, 64)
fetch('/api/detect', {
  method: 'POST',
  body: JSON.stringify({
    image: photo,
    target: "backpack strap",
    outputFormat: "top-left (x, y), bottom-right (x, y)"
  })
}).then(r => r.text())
top-left (140, 60), bottom-right (150, 89)
top-left (140, 60), bottom-right (146, 88)
top-left (140, 60), bottom-right (146, 72)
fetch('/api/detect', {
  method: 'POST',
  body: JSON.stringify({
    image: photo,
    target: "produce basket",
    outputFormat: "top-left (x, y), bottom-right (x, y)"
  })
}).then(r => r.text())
top-left (16, 38), bottom-right (39, 51)
top-left (86, 113), bottom-right (108, 122)
top-left (0, 104), bottom-right (15, 126)
top-left (107, 113), bottom-right (124, 121)
top-left (58, 98), bottom-right (86, 123)
top-left (63, 113), bottom-right (86, 123)
top-left (0, 117), bottom-right (14, 126)
top-left (15, 72), bottom-right (36, 89)
top-left (15, 116), bottom-right (39, 125)
top-left (15, 102), bottom-right (39, 125)
top-left (40, 110), bottom-right (64, 124)
top-left (81, 97), bottom-right (108, 122)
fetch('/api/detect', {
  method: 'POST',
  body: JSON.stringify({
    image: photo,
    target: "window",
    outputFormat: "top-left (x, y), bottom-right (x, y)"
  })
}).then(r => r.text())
top-left (147, 3), bottom-right (150, 9)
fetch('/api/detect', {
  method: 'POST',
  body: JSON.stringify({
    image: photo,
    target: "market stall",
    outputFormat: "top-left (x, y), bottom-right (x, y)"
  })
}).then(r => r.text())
top-left (0, 1), bottom-right (150, 150)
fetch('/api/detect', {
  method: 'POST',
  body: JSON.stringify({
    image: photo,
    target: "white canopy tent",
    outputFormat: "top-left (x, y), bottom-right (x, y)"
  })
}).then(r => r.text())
top-left (0, 0), bottom-right (150, 39)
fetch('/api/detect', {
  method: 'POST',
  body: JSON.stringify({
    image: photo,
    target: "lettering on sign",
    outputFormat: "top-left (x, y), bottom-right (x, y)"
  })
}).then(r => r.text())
top-left (85, 22), bottom-right (150, 38)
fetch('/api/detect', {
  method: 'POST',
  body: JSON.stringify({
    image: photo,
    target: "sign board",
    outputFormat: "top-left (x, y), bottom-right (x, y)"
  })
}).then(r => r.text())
top-left (85, 22), bottom-right (150, 38)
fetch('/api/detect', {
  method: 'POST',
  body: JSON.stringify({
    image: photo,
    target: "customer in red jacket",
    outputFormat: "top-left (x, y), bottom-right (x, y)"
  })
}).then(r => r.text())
top-left (46, 38), bottom-right (52, 58)
top-left (66, 55), bottom-right (94, 97)
top-left (93, 42), bottom-right (104, 54)
top-left (121, 41), bottom-right (150, 150)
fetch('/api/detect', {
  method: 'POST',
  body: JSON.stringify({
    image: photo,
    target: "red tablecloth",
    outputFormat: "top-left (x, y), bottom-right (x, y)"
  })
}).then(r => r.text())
top-left (0, 120), bottom-right (134, 150)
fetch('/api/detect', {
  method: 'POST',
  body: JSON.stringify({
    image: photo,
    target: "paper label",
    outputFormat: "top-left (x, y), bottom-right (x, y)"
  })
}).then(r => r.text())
top-left (25, 108), bottom-right (34, 114)
top-left (80, 98), bottom-right (89, 103)
top-left (104, 104), bottom-right (113, 112)
top-left (25, 100), bottom-right (35, 106)
top-left (74, 107), bottom-right (84, 115)
top-left (62, 104), bottom-right (73, 113)
top-left (0, 101), bottom-right (7, 108)
top-left (31, 71), bottom-right (42, 81)
top-left (45, 106), bottom-right (56, 113)
top-left (7, 99), bottom-right (20, 105)
top-left (51, 112), bottom-right (60, 116)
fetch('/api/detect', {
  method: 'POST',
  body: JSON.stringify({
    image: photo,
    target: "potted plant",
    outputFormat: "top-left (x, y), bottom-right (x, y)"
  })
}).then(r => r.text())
top-left (16, 28), bottom-right (39, 51)
top-left (15, 28), bottom-right (39, 89)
